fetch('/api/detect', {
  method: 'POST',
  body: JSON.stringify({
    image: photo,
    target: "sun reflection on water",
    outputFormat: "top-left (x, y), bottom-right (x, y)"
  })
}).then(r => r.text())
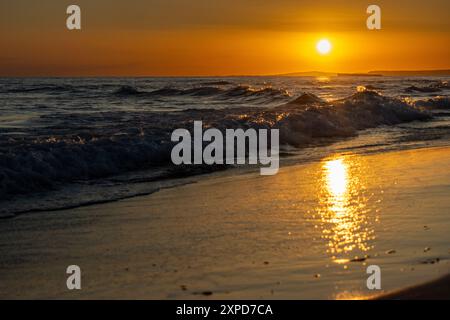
top-left (325, 159), bottom-right (347, 199)
top-left (316, 155), bottom-right (376, 263)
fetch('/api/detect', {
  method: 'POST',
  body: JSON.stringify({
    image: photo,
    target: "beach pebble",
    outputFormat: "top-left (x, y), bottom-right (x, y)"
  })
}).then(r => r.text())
top-left (424, 247), bottom-right (431, 252)
top-left (421, 258), bottom-right (440, 264)
top-left (350, 256), bottom-right (369, 262)
top-left (192, 291), bottom-right (213, 296)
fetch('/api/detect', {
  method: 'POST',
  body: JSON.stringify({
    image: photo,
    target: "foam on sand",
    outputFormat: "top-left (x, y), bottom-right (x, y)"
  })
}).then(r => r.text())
top-left (1, 146), bottom-right (449, 299)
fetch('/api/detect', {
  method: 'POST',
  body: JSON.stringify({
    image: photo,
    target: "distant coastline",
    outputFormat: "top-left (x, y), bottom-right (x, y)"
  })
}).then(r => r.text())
top-left (369, 69), bottom-right (450, 76)
top-left (1, 69), bottom-right (450, 78)
top-left (338, 73), bottom-right (382, 77)
top-left (277, 69), bottom-right (450, 77)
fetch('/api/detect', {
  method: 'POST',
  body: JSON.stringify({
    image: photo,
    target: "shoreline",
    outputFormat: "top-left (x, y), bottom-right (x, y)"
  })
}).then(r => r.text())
top-left (0, 146), bottom-right (449, 299)
top-left (374, 274), bottom-right (450, 300)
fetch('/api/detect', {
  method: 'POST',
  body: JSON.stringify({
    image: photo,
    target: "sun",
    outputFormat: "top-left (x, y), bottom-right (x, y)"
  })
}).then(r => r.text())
top-left (316, 39), bottom-right (332, 55)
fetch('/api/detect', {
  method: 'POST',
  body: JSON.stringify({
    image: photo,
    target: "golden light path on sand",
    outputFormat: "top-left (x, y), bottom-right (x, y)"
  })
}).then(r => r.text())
top-left (317, 155), bottom-right (376, 264)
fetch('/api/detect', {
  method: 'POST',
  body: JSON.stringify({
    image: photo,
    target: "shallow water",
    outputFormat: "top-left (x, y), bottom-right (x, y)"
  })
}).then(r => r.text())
top-left (0, 147), bottom-right (448, 299)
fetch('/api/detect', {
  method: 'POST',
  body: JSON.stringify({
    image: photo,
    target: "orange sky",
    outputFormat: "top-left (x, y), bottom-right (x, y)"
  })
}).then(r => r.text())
top-left (1, 0), bottom-right (449, 76)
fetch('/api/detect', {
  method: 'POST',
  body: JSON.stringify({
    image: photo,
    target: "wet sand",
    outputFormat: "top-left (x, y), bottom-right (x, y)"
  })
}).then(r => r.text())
top-left (375, 274), bottom-right (450, 300)
top-left (0, 146), bottom-right (449, 299)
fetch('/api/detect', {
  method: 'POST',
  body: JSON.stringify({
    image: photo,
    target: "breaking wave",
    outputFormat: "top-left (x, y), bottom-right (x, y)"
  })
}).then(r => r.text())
top-left (0, 90), bottom-right (431, 202)
top-left (414, 96), bottom-right (450, 109)
top-left (113, 85), bottom-right (291, 100)
top-left (404, 81), bottom-right (449, 93)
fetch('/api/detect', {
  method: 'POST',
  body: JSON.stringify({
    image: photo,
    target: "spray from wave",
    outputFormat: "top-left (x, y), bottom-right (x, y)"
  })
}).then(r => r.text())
top-left (0, 89), bottom-right (432, 205)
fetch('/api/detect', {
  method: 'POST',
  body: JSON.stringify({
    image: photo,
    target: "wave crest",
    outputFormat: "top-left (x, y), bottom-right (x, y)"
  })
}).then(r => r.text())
top-left (0, 90), bottom-right (432, 201)
top-left (114, 85), bottom-right (291, 100)
top-left (414, 96), bottom-right (450, 109)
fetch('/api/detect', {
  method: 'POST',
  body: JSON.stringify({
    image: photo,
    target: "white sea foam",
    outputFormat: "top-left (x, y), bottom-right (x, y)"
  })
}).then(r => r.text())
top-left (0, 77), bottom-right (448, 215)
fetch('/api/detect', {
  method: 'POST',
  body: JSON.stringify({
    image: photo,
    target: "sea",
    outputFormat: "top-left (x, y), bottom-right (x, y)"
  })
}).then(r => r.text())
top-left (1, 76), bottom-right (449, 217)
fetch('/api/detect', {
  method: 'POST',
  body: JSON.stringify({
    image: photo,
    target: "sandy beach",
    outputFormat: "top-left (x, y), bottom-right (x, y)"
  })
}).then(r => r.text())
top-left (1, 0), bottom-right (450, 306)
top-left (374, 274), bottom-right (450, 300)
top-left (0, 146), bottom-right (449, 299)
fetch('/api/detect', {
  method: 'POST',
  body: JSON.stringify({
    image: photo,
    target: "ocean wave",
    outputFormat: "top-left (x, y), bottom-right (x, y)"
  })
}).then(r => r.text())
top-left (363, 84), bottom-right (383, 91)
top-left (7, 85), bottom-right (74, 94)
top-left (199, 80), bottom-right (234, 86)
top-left (0, 89), bottom-right (432, 202)
top-left (276, 90), bottom-right (430, 146)
top-left (414, 96), bottom-right (450, 109)
top-left (222, 85), bottom-right (290, 98)
top-left (404, 81), bottom-right (449, 93)
top-left (114, 85), bottom-right (291, 100)
top-left (114, 85), bottom-right (143, 95)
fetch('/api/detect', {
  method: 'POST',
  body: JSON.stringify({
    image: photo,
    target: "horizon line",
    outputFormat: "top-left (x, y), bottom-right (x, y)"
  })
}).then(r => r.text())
top-left (1, 68), bottom-right (450, 78)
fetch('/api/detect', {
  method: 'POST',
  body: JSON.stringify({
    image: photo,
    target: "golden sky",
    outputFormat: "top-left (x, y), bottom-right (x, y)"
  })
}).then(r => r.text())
top-left (1, 0), bottom-right (449, 76)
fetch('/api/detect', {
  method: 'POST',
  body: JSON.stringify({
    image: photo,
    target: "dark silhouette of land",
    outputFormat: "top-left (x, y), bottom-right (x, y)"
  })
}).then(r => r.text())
top-left (277, 69), bottom-right (450, 77)
top-left (375, 274), bottom-right (450, 300)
